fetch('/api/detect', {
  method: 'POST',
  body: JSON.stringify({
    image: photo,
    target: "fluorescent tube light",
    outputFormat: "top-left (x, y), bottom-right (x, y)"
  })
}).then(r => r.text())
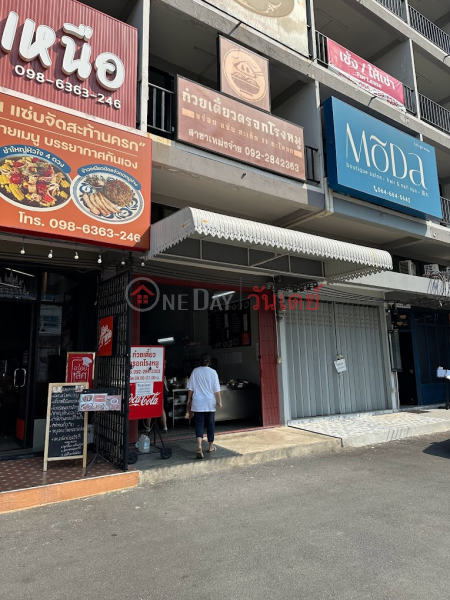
top-left (5, 268), bottom-right (35, 278)
top-left (211, 291), bottom-right (235, 299)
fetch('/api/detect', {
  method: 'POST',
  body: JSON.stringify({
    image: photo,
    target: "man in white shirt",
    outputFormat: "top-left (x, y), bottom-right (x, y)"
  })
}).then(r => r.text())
top-left (187, 353), bottom-right (222, 459)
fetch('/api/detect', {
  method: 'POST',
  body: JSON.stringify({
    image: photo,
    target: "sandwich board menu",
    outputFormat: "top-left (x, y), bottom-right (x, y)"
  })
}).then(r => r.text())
top-left (43, 382), bottom-right (88, 472)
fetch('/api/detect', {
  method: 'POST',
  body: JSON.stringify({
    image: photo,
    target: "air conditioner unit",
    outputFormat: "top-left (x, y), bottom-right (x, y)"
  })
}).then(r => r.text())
top-left (424, 264), bottom-right (440, 277)
top-left (398, 260), bottom-right (416, 276)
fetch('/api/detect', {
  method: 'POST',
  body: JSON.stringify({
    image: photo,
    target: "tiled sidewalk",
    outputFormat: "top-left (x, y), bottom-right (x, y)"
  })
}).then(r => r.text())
top-left (290, 410), bottom-right (450, 448)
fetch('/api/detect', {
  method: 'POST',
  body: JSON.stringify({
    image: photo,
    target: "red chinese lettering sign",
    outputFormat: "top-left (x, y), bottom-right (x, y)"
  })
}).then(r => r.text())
top-left (129, 346), bottom-right (165, 420)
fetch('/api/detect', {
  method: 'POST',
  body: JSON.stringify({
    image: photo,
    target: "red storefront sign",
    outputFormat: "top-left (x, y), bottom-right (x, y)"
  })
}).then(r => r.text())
top-left (98, 316), bottom-right (114, 356)
top-left (327, 39), bottom-right (405, 110)
top-left (66, 352), bottom-right (95, 387)
top-left (0, 90), bottom-right (151, 251)
top-left (0, 0), bottom-right (137, 126)
top-left (129, 346), bottom-right (165, 420)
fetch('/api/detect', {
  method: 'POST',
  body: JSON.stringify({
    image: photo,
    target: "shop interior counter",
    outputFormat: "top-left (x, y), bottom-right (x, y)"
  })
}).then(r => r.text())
top-left (215, 385), bottom-right (260, 422)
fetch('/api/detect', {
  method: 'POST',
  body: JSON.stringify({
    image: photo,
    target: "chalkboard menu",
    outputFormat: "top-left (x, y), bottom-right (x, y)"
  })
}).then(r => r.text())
top-left (209, 300), bottom-right (252, 349)
top-left (43, 383), bottom-right (88, 472)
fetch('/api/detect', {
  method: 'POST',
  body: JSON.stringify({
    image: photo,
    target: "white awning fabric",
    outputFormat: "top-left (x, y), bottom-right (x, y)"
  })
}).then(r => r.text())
top-left (146, 207), bottom-right (393, 282)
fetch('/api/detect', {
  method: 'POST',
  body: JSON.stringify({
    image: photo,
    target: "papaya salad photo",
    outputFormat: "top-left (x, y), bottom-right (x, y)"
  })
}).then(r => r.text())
top-left (0, 155), bottom-right (71, 209)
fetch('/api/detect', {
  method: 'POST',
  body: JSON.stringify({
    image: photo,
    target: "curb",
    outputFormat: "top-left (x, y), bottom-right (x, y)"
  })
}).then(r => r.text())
top-left (339, 421), bottom-right (450, 448)
top-left (0, 470), bottom-right (139, 514)
top-left (138, 437), bottom-right (341, 485)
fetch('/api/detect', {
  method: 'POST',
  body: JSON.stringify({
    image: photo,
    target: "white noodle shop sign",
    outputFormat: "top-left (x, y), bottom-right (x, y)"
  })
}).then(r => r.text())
top-left (177, 76), bottom-right (305, 182)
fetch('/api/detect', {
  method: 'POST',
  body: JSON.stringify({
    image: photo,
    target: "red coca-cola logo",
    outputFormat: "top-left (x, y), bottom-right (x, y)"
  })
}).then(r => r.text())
top-left (129, 392), bottom-right (160, 406)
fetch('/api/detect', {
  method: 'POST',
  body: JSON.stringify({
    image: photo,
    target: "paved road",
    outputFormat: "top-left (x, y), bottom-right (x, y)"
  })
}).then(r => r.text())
top-left (2, 433), bottom-right (450, 600)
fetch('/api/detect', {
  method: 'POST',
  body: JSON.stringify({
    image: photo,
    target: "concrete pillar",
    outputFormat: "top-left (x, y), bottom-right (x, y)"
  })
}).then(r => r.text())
top-left (273, 81), bottom-right (324, 186)
top-left (127, 0), bottom-right (150, 131)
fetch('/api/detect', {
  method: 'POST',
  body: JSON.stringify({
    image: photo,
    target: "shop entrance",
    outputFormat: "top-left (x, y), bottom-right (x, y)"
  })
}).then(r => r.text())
top-left (139, 281), bottom-right (264, 438)
top-left (0, 302), bottom-right (34, 452)
top-left (397, 332), bottom-right (418, 407)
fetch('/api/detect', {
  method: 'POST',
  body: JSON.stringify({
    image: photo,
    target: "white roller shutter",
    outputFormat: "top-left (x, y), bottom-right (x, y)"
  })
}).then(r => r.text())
top-left (285, 301), bottom-right (388, 419)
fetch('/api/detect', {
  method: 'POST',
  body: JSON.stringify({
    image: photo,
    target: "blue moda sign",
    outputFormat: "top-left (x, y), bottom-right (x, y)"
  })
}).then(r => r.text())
top-left (324, 97), bottom-right (442, 219)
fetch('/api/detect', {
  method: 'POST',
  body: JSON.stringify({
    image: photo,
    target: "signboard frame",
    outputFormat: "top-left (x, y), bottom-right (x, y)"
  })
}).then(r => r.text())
top-left (0, 88), bottom-right (152, 251)
top-left (0, 0), bottom-right (138, 126)
top-left (129, 345), bottom-right (165, 420)
top-left (43, 382), bottom-right (88, 472)
top-left (324, 96), bottom-right (442, 220)
top-left (66, 352), bottom-right (96, 387)
top-left (176, 76), bottom-right (305, 182)
top-left (327, 39), bottom-right (405, 111)
top-left (218, 36), bottom-right (271, 113)
top-left (207, 0), bottom-right (309, 58)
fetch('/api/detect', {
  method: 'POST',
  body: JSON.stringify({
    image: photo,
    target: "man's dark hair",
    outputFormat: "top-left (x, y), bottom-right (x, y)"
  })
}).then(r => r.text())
top-left (200, 353), bottom-right (210, 366)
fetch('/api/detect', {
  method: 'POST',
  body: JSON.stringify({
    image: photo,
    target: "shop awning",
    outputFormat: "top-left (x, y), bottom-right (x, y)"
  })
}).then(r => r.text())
top-left (146, 207), bottom-right (393, 282)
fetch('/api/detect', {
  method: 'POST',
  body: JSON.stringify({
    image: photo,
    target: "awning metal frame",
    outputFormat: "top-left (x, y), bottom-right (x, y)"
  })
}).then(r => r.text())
top-left (146, 207), bottom-right (393, 283)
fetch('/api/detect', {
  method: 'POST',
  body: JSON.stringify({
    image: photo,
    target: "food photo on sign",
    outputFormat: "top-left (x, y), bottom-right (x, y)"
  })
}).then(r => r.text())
top-left (0, 90), bottom-right (152, 251)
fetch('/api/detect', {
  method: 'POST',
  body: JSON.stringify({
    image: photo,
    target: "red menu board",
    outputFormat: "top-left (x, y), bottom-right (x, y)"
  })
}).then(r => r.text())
top-left (66, 352), bottom-right (95, 387)
top-left (129, 346), bottom-right (165, 420)
top-left (0, 90), bottom-right (151, 251)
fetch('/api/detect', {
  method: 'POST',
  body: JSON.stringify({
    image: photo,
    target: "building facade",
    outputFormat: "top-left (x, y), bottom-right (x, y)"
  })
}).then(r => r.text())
top-left (2, 0), bottom-right (450, 466)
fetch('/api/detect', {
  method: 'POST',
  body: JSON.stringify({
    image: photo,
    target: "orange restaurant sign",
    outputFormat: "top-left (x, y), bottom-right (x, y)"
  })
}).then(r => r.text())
top-left (0, 90), bottom-right (151, 251)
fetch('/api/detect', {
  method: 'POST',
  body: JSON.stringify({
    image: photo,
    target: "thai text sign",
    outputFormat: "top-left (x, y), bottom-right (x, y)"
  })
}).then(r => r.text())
top-left (209, 0), bottom-right (308, 57)
top-left (0, 90), bottom-right (151, 250)
top-left (0, 0), bottom-right (137, 126)
top-left (327, 40), bottom-right (405, 110)
top-left (177, 77), bottom-right (305, 181)
top-left (129, 346), bottom-right (165, 420)
top-left (324, 97), bottom-right (441, 219)
top-left (219, 36), bottom-right (270, 112)
top-left (66, 352), bottom-right (95, 387)
top-left (98, 317), bottom-right (114, 356)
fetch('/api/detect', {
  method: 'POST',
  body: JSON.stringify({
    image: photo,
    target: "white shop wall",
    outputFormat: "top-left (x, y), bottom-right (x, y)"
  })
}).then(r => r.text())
top-left (192, 301), bottom-right (261, 385)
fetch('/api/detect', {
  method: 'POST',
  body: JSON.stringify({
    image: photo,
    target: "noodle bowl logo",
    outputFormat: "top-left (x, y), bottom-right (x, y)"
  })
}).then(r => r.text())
top-left (233, 0), bottom-right (294, 17)
top-left (223, 48), bottom-right (267, 104)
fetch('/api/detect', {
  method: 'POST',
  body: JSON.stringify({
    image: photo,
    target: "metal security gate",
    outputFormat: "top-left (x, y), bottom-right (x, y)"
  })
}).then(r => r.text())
top-left (96, 271), bottom-right (131, 470)
top-left (285, 301), bottom-right (388, 419)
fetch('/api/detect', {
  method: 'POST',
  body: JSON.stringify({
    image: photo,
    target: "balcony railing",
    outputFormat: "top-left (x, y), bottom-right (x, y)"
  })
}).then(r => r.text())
top-left (419, 94), bottom-right (450, 135)
top-left (148, 83), bottom-right (174, 136)
top-left (403, 84), bottom-right (417, 115)
top-left (147, 82), bottom-right (320, 184)
top-left (441, 197), bottom-right (450, 225)
top-left (374, 0), bottom-right (406, 21)
top-left (305, 146), bottom-right (320, 185)
top-left (315, 32), bottom-right (416, 114)
top-left (409, 6), bottom-right (450, 54)
top-left (316, 31), bottom-right (328, 66)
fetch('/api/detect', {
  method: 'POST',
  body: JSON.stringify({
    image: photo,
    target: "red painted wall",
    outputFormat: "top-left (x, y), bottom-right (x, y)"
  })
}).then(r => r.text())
top-left (258, 304), bottom-right (280, 427)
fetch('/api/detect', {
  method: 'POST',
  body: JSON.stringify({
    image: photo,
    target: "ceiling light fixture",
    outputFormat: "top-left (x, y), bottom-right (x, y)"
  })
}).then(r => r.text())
top-left (48, 248), bottom-right (53, 259)
top-left (74, 251), bottom-right (79, 260)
